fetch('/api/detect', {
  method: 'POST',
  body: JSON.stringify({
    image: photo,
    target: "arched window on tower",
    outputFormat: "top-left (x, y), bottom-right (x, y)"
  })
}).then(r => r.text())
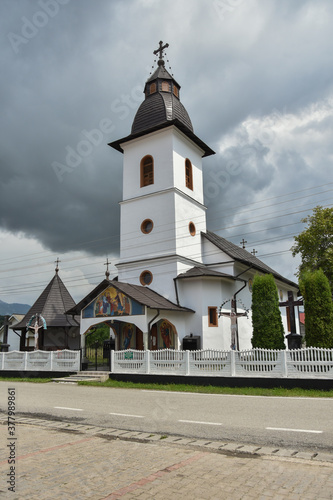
top-left (185, 158), bottom-right (193, 190)
top-left (161, 81), bottom-right (170, 92)
top-left (140, 155), bottom-right (154, 187)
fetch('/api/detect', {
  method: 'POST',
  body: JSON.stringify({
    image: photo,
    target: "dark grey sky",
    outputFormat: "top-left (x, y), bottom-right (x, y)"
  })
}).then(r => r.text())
top-left (1, 0), bottom-right (332, 304)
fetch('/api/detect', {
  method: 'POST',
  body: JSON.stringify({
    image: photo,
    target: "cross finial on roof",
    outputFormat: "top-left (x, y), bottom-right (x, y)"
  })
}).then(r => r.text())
top-left (153, 40), bottom-right (169, 66)
top-left (104, 258), bottom-right (111, 280)
top-left (240, 239), bottom-right (247, 249)
top-left (251, 249), bottom-right (258, 256)
top-left (55, 258), bottom-right (61, 274)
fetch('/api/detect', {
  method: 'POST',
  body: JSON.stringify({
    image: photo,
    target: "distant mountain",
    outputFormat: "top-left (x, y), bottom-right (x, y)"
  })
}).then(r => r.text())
top-left (0, 299), bottom-right (30, 316)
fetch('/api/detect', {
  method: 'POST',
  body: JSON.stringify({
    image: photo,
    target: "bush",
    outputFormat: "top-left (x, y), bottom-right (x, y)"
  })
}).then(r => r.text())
top-left (251, 274), bottom-right (285, 349)
top-left (299, 269), bottom-right (333, 348)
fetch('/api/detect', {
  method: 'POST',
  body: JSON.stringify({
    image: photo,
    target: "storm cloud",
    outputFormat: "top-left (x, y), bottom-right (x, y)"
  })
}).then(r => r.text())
top-left (1, 0), bottom-right (332, 303)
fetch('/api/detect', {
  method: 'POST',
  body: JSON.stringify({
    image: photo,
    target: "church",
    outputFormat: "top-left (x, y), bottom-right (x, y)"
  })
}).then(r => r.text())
top-left (68, 42), bottom-right (299, 352)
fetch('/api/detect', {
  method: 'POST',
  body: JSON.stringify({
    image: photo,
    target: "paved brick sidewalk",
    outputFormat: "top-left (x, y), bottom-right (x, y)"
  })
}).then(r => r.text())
top-left (1, 420), bottom-right (333, 499)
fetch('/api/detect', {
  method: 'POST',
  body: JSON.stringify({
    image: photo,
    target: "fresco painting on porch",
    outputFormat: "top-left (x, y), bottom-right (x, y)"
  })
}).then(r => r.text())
top-left (158, 320), bottom-right (176, 349)
top-left (82, 287), bottom-right (145, 319)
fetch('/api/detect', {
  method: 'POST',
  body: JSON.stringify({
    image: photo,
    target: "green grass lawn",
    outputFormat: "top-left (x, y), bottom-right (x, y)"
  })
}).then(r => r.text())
top-left (0, 376), bottom-right (332, 397)
top-left (77, 378), bottom-right (333, 398)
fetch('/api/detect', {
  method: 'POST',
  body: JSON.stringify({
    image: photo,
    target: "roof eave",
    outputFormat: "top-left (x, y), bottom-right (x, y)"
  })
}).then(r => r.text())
top-left (109, 120), bottom-right (215, 158)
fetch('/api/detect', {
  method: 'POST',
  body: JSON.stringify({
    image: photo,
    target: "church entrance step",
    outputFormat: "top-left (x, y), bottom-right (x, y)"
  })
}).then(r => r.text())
top-left (52, 371), bottom-right (110, 384)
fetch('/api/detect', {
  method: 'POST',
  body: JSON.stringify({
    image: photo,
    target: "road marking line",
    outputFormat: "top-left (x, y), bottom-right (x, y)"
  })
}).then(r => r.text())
top-left (266, 427), bottom-right (323, 434)
top-left (141, 390), bottom-right (333, 401)
top-left (109, 412), bottom-right (144, 418)
top-left (179, 419), bottom-right (222, 426)
top-left (54, 406), bottom-right (83, 411)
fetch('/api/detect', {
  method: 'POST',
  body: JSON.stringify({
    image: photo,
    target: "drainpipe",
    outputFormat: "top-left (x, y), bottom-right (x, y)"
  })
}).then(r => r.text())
top-left (232, 266), bottom-right (253, 350)
top-left (173, 278), bottom-right (180, 306)
top-left (147, 309), bottom-right (160, 350)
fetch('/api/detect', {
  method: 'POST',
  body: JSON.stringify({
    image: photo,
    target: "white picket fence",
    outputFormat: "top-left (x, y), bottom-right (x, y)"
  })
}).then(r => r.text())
top-left (111, 348), bottom-right (333, 379)
top-left (0, 350), bottom-right (80, 372)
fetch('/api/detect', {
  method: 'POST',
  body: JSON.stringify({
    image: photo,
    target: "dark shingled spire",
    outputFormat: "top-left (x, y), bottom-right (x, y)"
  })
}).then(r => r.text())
top-left (109, 42), bottom-right (215, 158)
top-left (14, 272), bottom-right (78, 329)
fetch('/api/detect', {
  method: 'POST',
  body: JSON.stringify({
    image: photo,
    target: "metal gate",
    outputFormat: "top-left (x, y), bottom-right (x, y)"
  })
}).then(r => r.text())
top-left (81, 341), bottom-right (111, 371)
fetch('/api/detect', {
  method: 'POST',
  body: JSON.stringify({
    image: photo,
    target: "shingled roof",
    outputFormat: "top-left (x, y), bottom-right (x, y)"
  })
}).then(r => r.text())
top-left (203, 231), bottom-right (298, 288)
top-left (109, 60), bottom-right (215, 158)
top-left (176, 266), bottom-right (235, 280)
top-left (66, 279), bottom-right (194, 316)
top-left (14, 273), bottom-right (79, 329)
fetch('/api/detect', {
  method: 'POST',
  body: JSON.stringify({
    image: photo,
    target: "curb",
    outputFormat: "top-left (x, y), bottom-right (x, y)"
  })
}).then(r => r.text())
top-left (1, 414), bottom-right (332, 464)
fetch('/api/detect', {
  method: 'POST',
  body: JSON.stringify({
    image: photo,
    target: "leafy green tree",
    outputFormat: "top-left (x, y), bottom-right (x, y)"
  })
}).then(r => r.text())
top-left (292, 206), bottom-right (333, 289)
top-left (299, 269), bottom-right (333, 348)
top-left (86, 323), bottom-right (110, 347)
top-left (251, 274), bottom-right (286, 349)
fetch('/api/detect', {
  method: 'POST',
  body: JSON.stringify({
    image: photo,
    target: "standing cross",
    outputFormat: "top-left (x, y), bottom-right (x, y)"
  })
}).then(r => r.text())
top-left (219, 298), bottom-right (248, 350)
top-left (279, 291), bottom-right (303, 333)
top-left (104, 258), bottom-right (111, 279)
top-left (251, 249), bottom-right (258, 256)
top-left (55, 257), bottom-right (61, 273)
top-left (153, 41), bottom-right (169, 62)
top-left (240, 239), bottom-right (247, 249)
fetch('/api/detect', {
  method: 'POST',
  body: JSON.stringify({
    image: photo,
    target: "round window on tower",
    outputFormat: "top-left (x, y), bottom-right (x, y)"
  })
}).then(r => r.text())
top-left (140, 270), bottom-right (153, 286)
top-left (189, 222), bottom-right (196, 236)
top-left (141, 219), bottom-right (154, 234)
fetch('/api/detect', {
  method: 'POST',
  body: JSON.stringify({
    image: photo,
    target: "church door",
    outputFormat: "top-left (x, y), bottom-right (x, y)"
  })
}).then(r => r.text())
top-left (136, 327), bottom-right (144, 350)
top-left (151, 324), bottom-right (158, 350)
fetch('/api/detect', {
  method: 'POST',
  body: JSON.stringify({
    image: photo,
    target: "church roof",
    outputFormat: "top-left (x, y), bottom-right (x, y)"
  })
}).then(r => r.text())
top-left (176, 266), bottom-right (235, 280)
top-left (109, 45), bottom-right (215, 158)
top-left (14, 273), bottom-right (79, 329)
top-left (203, 231), bottom-right (298, 288)
top-left (66, 279), bottom-right (194, 315)
top-left (131, 92), bottom-right (193, 135)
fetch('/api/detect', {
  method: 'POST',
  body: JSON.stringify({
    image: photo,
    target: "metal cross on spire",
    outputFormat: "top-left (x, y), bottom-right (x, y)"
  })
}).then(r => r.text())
top-left (55, 257), bottom-right (61, 273)
top-left (104, 258), bottom-right (111, 280)
top-left (153, 40), bottom-right (169, 65)
top-left (240, 239), bottom-right (247, 249)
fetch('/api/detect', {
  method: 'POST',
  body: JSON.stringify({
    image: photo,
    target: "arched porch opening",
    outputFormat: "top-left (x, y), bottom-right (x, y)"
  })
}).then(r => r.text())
top-left (107, 320), bottom-right (144, 351)
top-left (150, 319), bottom-right (178, 350)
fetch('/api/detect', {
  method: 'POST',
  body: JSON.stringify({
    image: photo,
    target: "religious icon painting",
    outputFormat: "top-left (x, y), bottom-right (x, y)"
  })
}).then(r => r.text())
top-left (157, 319), bottom-right (176, 349)
top-left (82, 286), bottom-right (144, 318)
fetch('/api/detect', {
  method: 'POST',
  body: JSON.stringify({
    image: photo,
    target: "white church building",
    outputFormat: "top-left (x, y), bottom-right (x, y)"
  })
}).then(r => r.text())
top-left (68, 42), bottom-right (299, 352)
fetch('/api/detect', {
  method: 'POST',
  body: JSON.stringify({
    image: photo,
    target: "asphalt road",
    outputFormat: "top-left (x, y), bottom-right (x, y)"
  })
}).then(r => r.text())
top-left (1, 381), bottom-right (333, 453)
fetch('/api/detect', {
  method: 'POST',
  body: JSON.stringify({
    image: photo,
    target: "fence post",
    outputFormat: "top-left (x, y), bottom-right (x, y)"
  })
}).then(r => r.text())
top-left (110, 350), bottom-right (114, 373)
top-left (146, 350), bottom-right (150, 374)
top-left (50, 351), bottom-right (53, 371)
top-left (24, 351), bottom-right (28, 371)
top-left (185, 350), bottom-right (190, 376)
top-left (281, 350), bottom-right (288, 377)
top-left (230, 350), bottom-right (236, 377)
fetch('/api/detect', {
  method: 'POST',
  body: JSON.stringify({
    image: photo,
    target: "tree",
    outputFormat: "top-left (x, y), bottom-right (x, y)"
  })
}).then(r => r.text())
top-left (292, 206), bottom-right (333, 289)
top-left (86, 323), bottom-right (110, 347)
top-left (299, 269), bottom-right (333, 348)
top-left (251, 274), bottom-right (285, 349)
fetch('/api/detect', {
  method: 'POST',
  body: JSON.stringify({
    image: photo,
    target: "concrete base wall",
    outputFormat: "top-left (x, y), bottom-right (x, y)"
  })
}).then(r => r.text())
top-left (109, 373), bottom-right (333, 391)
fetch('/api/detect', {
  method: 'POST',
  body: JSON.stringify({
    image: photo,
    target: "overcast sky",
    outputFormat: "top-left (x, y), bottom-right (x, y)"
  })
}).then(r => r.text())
top-left (1, 0), bottom-right (332, 306)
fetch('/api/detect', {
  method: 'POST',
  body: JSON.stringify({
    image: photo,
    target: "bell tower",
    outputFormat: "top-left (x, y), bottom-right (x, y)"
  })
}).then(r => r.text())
top-left (109, 42), bottom-right (214, 300)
